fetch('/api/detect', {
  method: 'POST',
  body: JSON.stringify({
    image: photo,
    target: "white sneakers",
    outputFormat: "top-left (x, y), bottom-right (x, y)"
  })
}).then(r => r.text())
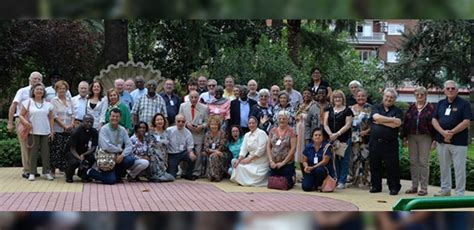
top-left (336, 183), bottom-right (346, 189)
top-left (27, 173), bottom-right (54, 181)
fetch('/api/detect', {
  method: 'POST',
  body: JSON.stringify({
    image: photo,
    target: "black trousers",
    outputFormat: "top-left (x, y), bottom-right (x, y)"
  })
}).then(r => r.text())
top-left (65, 152), bottom-right (95, 180)
top-left (369, 139), bottom-right (401, 192)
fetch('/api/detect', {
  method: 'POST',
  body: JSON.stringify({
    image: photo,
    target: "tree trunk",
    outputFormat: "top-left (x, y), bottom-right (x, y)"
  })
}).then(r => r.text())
top-left (468, 20), bottom-right (474, 143)
top-left (287, 20), bottom-right (301, 67)
top-left (104, 19), bottom-right (129, 67)
top-left (270, 19), bottom-right (283, 42)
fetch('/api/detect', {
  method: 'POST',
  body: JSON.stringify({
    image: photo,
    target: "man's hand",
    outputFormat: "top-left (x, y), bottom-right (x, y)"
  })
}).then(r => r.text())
top-left (189, 152), bottom-right (197, 161)
top-left (116, 154), bottom-right (124, 164)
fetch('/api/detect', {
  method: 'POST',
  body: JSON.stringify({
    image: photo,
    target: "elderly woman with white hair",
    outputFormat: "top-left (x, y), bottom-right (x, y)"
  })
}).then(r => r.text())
top-left (266, 110), bottom-right (297, 189)
top-left (347, 80), bottom-right (373, 106)
top-left (272, 91), bottom-right (297, 129)
top-left (250, 88), bottom-right (274, 133)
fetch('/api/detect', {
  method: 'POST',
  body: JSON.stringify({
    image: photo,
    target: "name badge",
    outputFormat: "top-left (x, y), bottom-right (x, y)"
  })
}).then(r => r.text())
top-left (275, 139), bottom-right (282, 146)
top-left (88, 141), bottom-right (92, 149)
top-left (314, 156), bottom-right (319, 164)
top-left (170, 100), bottom-right (175, 106)
top-left (179, 144), bottom-right (185, 151)
top-left (445, 106), bottom-right (451, 116)
top-left (211, 143), bottom-right (216, 150)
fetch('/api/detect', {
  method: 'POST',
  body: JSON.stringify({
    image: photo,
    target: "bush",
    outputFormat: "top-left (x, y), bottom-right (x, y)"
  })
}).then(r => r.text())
top-left (0, 119), bottom-right (22, 167)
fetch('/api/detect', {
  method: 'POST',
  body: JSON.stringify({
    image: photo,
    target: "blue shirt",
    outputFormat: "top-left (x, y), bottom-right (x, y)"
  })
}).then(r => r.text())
top-left (239, 99), bottom-right (251, 128)
top-left (160, 92), bottom-right (181, 126)
top-left (434, 96), bottom-right (472, 146)
top-left (303, 141), bottom-right (334, 177)
top-left (227, 137), bottom-right (244, 159)
top-left (119, 91), bottom-right (134, 112)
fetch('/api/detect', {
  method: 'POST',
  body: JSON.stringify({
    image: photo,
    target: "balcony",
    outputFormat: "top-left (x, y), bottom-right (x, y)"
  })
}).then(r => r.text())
top-left (347, 32), bottom-right (386, 45)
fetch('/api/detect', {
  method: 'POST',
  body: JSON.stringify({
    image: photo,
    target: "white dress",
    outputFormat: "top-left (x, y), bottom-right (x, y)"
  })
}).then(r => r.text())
top-left (230, 128), bottom-right (269, 187)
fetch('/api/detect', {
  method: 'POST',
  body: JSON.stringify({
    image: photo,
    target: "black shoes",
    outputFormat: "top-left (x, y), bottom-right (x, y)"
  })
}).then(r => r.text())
top-left (389, 190), bottom-right (400, 196)
top-left (183, 175), bottom-right (198, 181)
top-left (369, 187), bottom-right (382, 193)
top-left (22, 173), bottom-right (40, 179)
top-left (66, 178), bottom-right (73, 183)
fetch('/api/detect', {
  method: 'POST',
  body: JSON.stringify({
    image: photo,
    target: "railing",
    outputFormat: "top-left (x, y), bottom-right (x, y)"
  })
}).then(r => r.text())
top-left (347, 32), bottom-right (386, 44)
top-left (393, 197), bottom-right (474, 211)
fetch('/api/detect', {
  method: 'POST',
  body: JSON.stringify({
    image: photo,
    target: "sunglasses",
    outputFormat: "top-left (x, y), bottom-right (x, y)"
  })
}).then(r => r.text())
top-left (446, 87), bottom-right (456, 91)
top-left (176, 120), bottom-right (186, 123)
top-left (208, 84), bottom-right (216, 87)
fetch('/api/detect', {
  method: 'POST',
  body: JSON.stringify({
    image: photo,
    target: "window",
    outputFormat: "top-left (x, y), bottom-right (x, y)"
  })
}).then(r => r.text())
top-left (387, 51), bottom-right (399, 63)
top-left (359, 50), bottom-right (377, 62)
top-left (387, 23), bottom-right (404, 35)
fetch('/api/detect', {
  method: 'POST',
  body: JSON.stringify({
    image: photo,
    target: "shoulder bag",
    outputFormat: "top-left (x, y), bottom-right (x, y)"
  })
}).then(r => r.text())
top-left (320, 143), bottom-right (337, 192)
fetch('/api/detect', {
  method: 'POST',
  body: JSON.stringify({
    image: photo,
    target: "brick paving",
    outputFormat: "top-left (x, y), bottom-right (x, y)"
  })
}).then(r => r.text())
top-left (0, 181), bottom-right (357, 211)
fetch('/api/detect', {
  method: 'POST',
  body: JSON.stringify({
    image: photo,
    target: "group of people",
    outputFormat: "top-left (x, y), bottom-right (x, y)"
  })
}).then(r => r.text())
top-left (7, 68), bottom-right (472, 197)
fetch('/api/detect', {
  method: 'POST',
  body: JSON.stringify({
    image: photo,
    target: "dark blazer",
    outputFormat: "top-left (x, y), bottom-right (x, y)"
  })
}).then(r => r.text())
top-left (229, 98), bottom-right (257, 128)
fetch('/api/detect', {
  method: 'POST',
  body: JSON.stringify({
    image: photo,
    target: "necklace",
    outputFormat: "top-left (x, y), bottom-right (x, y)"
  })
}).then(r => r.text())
top-left (34, 99), bottom-right (44, 109)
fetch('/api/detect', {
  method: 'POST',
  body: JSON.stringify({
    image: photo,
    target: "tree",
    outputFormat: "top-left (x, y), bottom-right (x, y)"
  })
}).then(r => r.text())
top-left (105, 19), bottom-right (128, 66)
top-left (384, 20), bottom-right (470, 88)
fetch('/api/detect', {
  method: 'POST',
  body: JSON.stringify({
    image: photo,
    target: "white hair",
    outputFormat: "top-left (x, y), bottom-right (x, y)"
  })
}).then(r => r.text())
top-left (248, 79), bottom-right (258, 87)
top-left (277, 110), bottom-right (290, 119)
top-left (259, 88), bottom-right (269, 96)
top-left (444, 80), bottom-right (458, 89)
top-left (383, 88), bottom-right (398, 99)
top-left (29, 71), bottom-right (43, 81)
top-left (348, 80), bottom-right (362, 88)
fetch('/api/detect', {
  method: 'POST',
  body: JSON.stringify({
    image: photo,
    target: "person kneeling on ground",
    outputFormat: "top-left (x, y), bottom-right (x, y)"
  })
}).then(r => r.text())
top-left (128, 121), bottom-right (151, 182)
top-left (302, 128), bottom-right (334, 192)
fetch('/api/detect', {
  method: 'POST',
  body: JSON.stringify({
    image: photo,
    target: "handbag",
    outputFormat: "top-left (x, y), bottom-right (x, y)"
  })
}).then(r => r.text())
top-left (320, 143), bottom-right (337, 192)
top-left (267, 175), bottom-right (289, 190)
top-left (333, 140), bottom-right (348, 158)
top-left (17, 100), bottom-right (32, 142)
top-left (95, 148), bottom-right (116, 171)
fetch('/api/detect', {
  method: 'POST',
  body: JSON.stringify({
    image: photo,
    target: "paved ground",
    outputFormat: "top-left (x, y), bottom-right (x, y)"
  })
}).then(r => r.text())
top-left (0, 167), bottom-right (472, 211)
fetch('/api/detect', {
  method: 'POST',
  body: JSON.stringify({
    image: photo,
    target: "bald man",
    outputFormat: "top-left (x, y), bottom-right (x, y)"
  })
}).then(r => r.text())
top-left (115, 78), bottom-right (134, 111)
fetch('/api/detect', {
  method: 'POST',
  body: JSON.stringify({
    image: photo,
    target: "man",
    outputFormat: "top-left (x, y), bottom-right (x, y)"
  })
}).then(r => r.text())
top-left (159, 79), bottom-right (181, 126)
top-left (86, 108), bottom-right (135, 184)
top-left (269, 85), bottom-right (280, 107)
top-left (125, 78), bottom-right (136, 93)
top-left (247, 79), bottom-right (259, 101)
top-left (199, 79), bottom-right (217, 104)
top-left (197, 75), bottom-right (208, 95)
top-left (230, 86), bottom-right (257, 134)
top-left (45, 72), bottom-right (71, 101)
top-left (346, 80), bottom-right (373, 106)
top-left (65, 114), bottom-right (98, 183)
top-left (223, 75), bottom-right (236, 100)
top-left (166, 114), bottom-right (197, 180)
top-left (283, 75), bottom-right (303, 108)
top-left (132, 80), bottom-right (167, 125)
top-left (369, 88), bottom-right (403, 195)
top-left (130, 75), bottom-right (147, 104)
top-left (114, 78), bottom-right (134, 111)
top-left (432, 80), bottom-right (472, 197)
top-left (179, 91), bottom-right (208, 178)
top-left (8, 71), bottom-right (42, 178)
top-left (72, 81), bottom-right (89, 125)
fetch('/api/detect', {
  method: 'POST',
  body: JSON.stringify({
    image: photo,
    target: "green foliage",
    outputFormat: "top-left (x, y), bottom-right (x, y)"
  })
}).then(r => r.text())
top-left (0, 119), bottom-right (21, 167)
top-left (384, 20), bottom-right (470, 88)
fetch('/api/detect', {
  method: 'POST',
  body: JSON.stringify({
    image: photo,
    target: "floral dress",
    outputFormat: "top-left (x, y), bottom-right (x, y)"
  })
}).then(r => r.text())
top-left (204, 130), bottom-right (230, 181)
top-left (147, 130), bottom-right (174, 182)
top-left (295, 101), bottom-right (315, 163)
top-left (348, 103), bottom-right (372, 188)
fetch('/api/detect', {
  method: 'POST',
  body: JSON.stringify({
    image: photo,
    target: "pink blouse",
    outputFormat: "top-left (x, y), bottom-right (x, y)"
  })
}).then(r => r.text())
top-left (208, 100), bottom-right (230, 120)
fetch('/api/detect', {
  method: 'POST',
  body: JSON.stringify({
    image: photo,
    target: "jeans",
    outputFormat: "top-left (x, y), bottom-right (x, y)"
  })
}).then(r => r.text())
top-left (88, 155), bottom-right (135, 184)
top-left (336, 138), bottom-right (351, 185)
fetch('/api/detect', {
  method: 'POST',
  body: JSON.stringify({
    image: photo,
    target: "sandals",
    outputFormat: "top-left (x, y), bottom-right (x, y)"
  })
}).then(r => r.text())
top-left (417, 190), bottom-right (428, 196)
top-left (405, 188), bottom-right (418, 194)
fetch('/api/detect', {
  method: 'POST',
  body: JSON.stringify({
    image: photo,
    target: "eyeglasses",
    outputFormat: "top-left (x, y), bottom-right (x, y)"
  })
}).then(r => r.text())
top-left (260, 95), bottom-right (269, 98)
top-left (415, 93), bottom-right (425, 97)
top-left (208, 84), bottom-right (216, 87)
top-left (446, 87), bottom-right (456, 91)
top-left (176, 120), bottom-right (186, 123)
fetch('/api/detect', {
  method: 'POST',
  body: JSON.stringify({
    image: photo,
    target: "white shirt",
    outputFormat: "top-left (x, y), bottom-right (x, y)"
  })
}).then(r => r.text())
top-left (199, 92), bottom-right (215, 104)
top-left (72, 94), bottom-right (88, 120)
top-left (45, 86), bottom-right (72, 102)
top-left (12, 85), bottom-right (31, 117)
top-left (130, 88), bottom-right (148, 105)
top-left (22, 99), bottom-right (53, 135)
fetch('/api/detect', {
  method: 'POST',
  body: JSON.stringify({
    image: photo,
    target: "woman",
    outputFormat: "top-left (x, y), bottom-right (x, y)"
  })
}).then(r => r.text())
top-left (50, 80), bottom-right (75, 176)
top-left (147, 113), bottom-right (175, 182)
top-left (250, 88), bottom-right (274, 134)
top-left (272, 92), bottom-right (297, 129)
top-left (223, 75), bottom-right (236, 100)
top-left (308, 67), bottom-right (333, 97)
top-left (183, 79), bottom-right (198, 102)
top-left (227, 125), bottom-right (243, 175)
top-left (233, 85), bottom-right (240, 99)
top-left (231, 117), bottom-right (269, 187)
top-left (101, 88), bottom-right (132, 131)
top-left (19, 82), bottom-right (55, 181)
top-left (208, 86), bottom-right (230, 131)
top-left (402, 87), bottom-right (435, 196)
top-left (302, 128), bottom-right (334, 192)
top-left (86, 80), bottom-right (107, 129)
top-left (295, 87), bottom-right (317, 170)
top-left (267, 111), bottom-right (297, 189)
top-left (128, 121), bottom-right (151, 182)
top-left (348, 89), bottom-right (372, 189)
top-left (204, 115), bottom-right (231, 182)
top-left (323, 90), bottom-right (353, 189)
